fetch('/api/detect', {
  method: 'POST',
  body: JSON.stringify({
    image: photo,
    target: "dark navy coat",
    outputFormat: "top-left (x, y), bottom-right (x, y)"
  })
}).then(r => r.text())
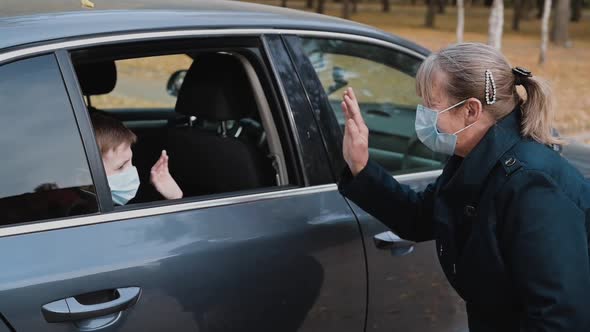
top-left (339, 109), bottom-right (590, 331)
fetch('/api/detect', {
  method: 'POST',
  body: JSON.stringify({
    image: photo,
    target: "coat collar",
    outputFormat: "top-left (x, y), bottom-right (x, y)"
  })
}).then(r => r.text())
top-left (440, 107), bottom-right (524, 201)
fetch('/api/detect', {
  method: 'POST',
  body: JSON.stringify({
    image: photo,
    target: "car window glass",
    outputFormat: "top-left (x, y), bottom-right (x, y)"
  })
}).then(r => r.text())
top-left (301, 38), bottom-right (446, 175)
top-left (0, 55), bottom-right (98, 225)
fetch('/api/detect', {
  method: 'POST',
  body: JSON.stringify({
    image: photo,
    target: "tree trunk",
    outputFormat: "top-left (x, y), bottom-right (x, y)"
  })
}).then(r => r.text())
top-left (281, 0), bottom-right (287, 7)
top-left (352, 0), bottom-right (358, 13)
top-left (540, 0), bottom-right (552, 63)
top-left (551, 0), bottom-right (570, 46)
top-left (426, 0), bottom-right (437, 27)
top-left (438, 0), bottom-right (447, 13)
top-left (488, 0), bottom-right (504, 49)
top-left (536, 0), bottom-right (544, 18)
top-left (571, 0), bottom-right (582, 21)
top-left (457, 0), bottom-right (465, 42)
top-left (513, 0), bottom-right (522, 30)
top-left (382, 0), bottom-right (391, 12)
top-left (342, 0), bottom-right (351, 18)
top-left (317, 0), bottom-right (326, 13)
top-left (306, 0), bottom-right (314, 9)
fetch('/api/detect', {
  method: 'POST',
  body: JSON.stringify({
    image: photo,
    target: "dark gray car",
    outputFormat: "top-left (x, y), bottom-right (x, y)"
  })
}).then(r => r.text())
top-left (0, 1), bottom-right (587, 331)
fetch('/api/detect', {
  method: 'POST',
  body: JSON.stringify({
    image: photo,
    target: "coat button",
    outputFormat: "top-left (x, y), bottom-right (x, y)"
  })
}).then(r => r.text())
top-left (504, 157), bottom-right (516, 167)
top-left (464, 205), bottom-right (477, 217)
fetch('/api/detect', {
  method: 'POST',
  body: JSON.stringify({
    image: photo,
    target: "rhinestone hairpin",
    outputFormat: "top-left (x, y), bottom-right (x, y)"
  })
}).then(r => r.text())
top-left (485, 69), bottom-right (497, 105)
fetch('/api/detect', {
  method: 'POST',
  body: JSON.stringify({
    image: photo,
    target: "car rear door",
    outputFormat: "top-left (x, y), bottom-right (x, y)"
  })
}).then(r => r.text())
top-left (0, 34), bottom-right (366, 332)
top-left (283, 33), bottom-right (469, 332)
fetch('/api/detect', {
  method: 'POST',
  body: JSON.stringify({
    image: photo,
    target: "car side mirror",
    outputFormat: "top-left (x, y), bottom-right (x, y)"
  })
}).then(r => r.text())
top-left (326, 66), bottom-right (349, 96)
top-left (166, 70), bottom-right (187, 97)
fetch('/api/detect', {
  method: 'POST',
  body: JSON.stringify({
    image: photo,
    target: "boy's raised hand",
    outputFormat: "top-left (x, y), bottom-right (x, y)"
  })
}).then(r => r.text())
top-left (150, 150), bottom-right (183, 200)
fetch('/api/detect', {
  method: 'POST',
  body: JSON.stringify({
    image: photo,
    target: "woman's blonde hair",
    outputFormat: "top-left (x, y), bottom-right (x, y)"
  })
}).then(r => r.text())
top-left (416, 42), bottom-right (562, 146)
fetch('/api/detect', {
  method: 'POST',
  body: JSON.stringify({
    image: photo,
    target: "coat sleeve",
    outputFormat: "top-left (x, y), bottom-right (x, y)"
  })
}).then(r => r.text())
top-left (338, 160), bottom-right (438, 242)
top-left (501, 170), bottom-right (590, 331)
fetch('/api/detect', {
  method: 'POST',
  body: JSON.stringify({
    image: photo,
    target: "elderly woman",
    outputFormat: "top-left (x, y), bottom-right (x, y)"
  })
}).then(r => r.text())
top-left (339, 42), bottom-right (590, 331)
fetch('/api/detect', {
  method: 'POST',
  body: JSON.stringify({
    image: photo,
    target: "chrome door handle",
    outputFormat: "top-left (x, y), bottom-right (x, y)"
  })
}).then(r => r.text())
top-left (373, 231), bottom-right (415, 256)
top-left (42, 287), bottom-right (141, 323)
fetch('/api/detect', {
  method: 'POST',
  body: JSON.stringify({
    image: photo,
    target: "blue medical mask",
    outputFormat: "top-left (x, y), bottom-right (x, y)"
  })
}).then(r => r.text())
top-left (415, 99), bottom-right (477, 156)
top-left (107, 166), bottom-right (140, 206)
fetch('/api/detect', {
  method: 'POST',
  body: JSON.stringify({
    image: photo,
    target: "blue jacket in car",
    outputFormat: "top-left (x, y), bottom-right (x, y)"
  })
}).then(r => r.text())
top-left (339, 108), bottom-right (590, 331)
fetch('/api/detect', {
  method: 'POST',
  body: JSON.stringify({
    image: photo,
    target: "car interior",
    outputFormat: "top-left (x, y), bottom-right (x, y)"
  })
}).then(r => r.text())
top-left (73, 43), bottom-right (292, 207)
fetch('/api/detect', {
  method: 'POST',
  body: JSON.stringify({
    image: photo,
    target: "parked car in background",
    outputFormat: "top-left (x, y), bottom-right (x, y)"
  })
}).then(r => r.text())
top-left (0, 1), bottom-right (587, 331)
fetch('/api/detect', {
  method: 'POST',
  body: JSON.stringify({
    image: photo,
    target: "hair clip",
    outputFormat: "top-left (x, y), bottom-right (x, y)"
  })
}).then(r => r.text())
top-left (485, 69), bottom-right (497, 105)
top-left (512, 66), bottom-right (532, 86)
top-left (512, 66), bottom-right (533, 78)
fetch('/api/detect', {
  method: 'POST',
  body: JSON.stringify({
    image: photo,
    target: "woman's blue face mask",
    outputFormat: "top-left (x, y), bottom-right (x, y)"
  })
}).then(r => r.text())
top-left (414, 99), bottom-right (477, 156)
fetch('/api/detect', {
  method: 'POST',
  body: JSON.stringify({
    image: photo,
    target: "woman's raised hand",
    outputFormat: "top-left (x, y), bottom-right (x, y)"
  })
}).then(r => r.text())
top-left (341, 87), bottom-right (369, 176)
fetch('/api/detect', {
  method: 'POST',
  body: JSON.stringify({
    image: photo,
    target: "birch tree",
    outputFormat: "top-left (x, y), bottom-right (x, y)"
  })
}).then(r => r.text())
top-left (382, 0), bottom-right (391, 12)
top-left (539, 0), bottom-right (551, 63)
top-left (551, 0), bottom-right (571, 46)
top-left (342, 0), bottom-right (351, 18)
top-left (317, 0), bottom-right (326, 13)
top-left (488, 0), bottom-right (504, 49)
top-left (425, 0), bottom-right (437, 27)
top-left (457, 0), bottom-right (465, 42)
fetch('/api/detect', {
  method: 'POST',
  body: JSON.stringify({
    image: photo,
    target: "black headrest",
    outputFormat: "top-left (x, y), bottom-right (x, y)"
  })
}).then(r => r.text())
top-left (75, 61), bottom-right (117, 95)
top-left (175, 53), bottom-right (257, 121)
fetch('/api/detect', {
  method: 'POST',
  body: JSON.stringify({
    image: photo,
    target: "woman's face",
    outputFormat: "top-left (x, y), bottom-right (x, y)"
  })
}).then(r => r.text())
top-left (425, 71), bottom-right (468, 135)
top-left (423, 71), bottom-right (491, 157)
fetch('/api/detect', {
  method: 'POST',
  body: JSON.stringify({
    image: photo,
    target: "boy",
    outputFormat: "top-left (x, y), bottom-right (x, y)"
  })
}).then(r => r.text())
top-left (91, 113), bottom-right (183, 205)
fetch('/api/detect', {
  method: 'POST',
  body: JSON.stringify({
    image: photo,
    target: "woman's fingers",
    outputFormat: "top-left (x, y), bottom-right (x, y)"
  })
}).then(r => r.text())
top-left (347, 87), bottom-right (358, 103)
top-left (346, 118), bottom-right (360, 137)
top-left (341, 101), bottom-right (351, 120)
top-left (344, 95), bottom-right (366, 131)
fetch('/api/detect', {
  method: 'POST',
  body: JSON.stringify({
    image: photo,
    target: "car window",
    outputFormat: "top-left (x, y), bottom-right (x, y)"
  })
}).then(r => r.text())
top-left (0, 55), bottom-right (98, 225)
top-left (300, 38), bottom-right (446, 175)
top-left (73, 48), bottom-right (291, 208)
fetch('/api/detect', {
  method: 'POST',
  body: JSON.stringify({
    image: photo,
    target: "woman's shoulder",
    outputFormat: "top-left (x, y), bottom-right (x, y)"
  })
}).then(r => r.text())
top-left (499, 140), bottom-right (590, 213)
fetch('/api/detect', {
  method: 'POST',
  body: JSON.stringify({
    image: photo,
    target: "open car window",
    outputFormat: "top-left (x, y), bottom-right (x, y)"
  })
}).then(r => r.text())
top-left (72, 42), bottom-right (293, 209)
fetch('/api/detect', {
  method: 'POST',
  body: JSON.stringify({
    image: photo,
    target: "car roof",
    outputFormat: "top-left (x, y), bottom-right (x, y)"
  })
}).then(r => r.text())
top-left (0, 0), bottom-right (429, 55)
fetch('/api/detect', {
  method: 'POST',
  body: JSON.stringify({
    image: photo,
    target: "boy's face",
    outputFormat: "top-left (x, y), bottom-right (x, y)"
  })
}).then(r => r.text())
top-left (102, 143), bottom-right (134, 176)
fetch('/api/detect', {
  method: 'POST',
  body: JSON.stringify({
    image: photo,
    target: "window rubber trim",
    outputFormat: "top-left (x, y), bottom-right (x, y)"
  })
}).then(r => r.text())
top-left (55, 49), bottom-right (114, 212)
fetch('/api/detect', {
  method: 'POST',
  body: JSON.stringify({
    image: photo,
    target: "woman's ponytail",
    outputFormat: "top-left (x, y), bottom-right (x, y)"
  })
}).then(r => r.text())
top-left (519, 76), bottom-right (564, 146)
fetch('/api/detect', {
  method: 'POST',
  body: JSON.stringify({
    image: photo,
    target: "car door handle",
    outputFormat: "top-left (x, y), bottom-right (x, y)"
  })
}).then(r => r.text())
top-left (42, 287), bottom-right (141, 323)
top-left (374, 231), bottom-right (415, 256)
